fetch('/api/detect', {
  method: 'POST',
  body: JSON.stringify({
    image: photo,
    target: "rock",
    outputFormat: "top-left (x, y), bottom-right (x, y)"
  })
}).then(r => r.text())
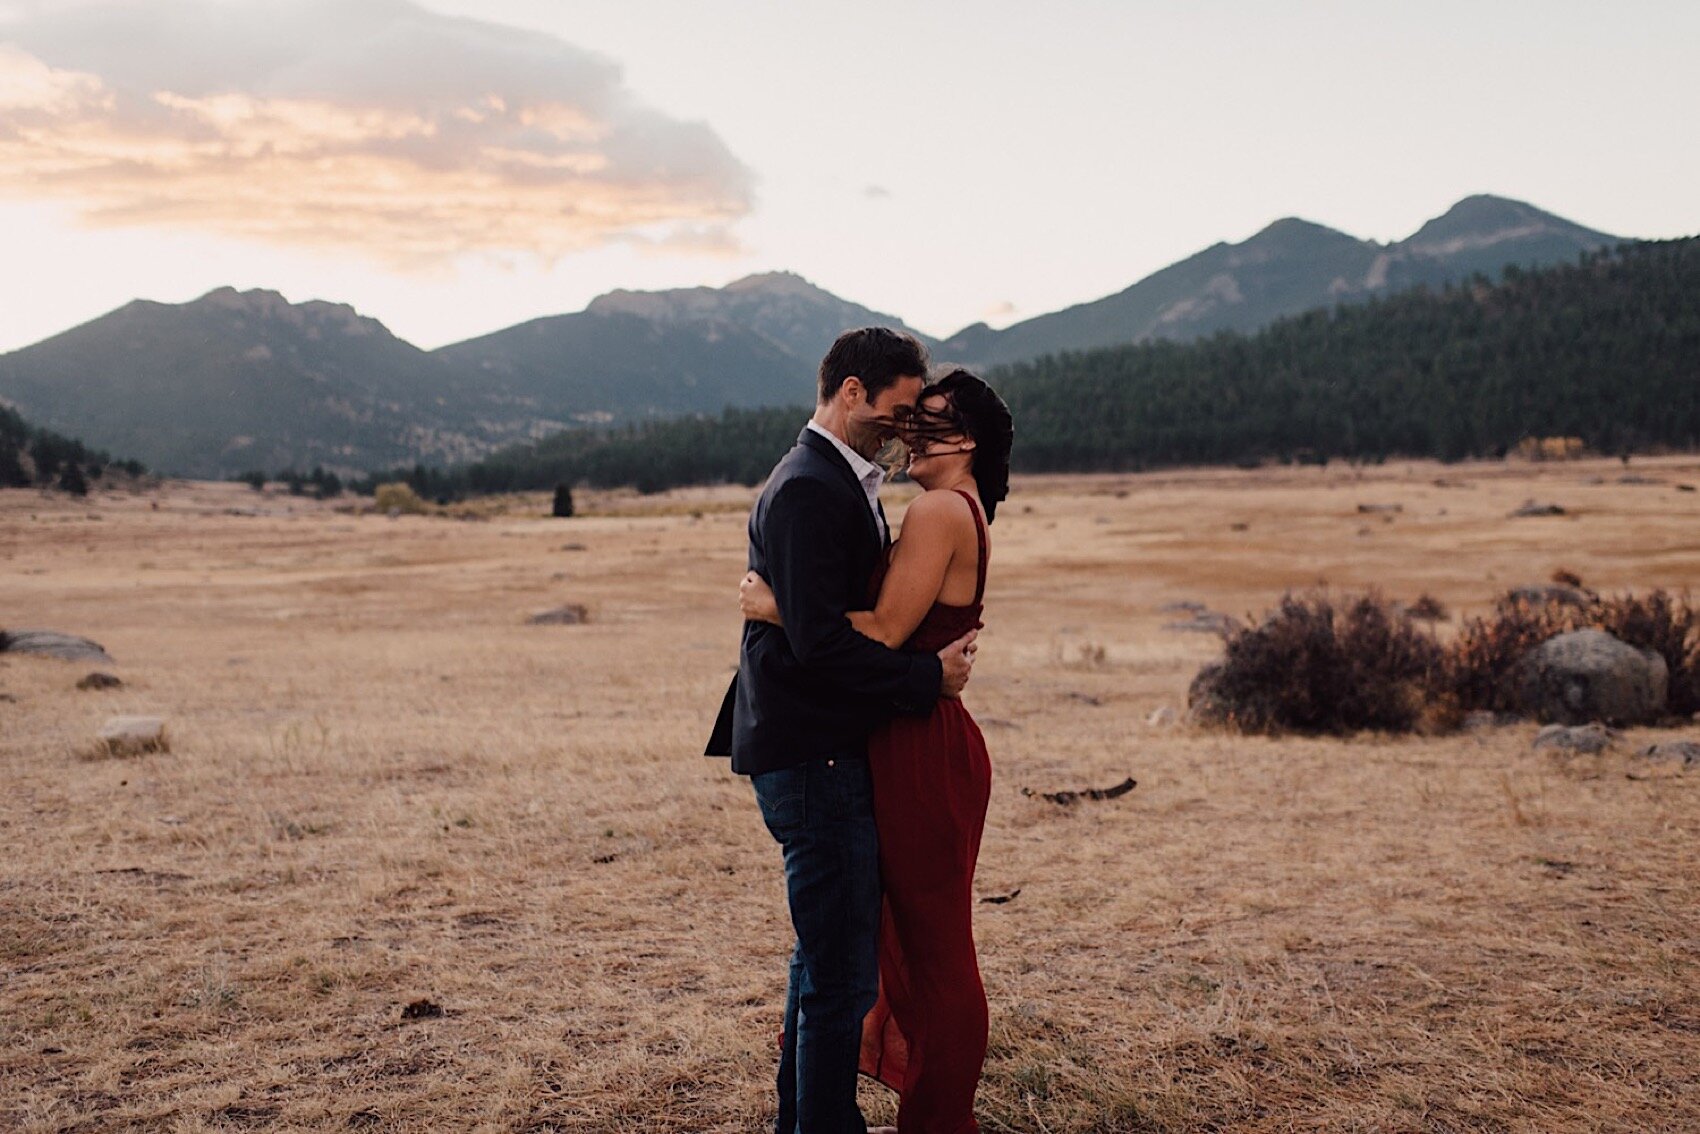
top-left (400, 998), bottom-right (444, 1021)
top-left (1356, 503), bottom-right (1402, 513)
top-left (1513, 630), bottom-right (1668, 726)
top-left (528, 604), bottom-right (589, 625)
top-left (77, 672), bottom-right (124, 690)
top-left (1, 629), bottom-right (115, 664)
top-left (1158, 600), bottom-right (1208, 615)
top-left (1532, 722), bottom-right (1616, 754)
top-left (1510, 499), bottom-right (1566, 517)
top-left (1186, 662), bottom-right (1231, 727)
top-left (1508, 584), bottom-right (1592, 608)
top-left (1635, 740), bottom-right (1700, 768)
top-left (1147, 705), bottom-right (1178, 727)
top-left (1165, 612), bottom-right (1238, 634)
top-left (98, 716), bottom-right (169, 756)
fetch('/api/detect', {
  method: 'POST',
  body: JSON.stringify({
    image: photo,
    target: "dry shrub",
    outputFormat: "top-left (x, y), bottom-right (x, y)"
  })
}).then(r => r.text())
top-left (1591, 590), bottom-right (1700, 715)
top-left (1444, 595), bottom-right (1579, 714)
top-left (373, 482), bottom-right (430, 514)
top-left (1203, 591), bottom-right (1445, 735)
top-left (1407, 593), bottom-right (1450, 622)
top-left (1446, 588), bottom-right (1700, 716)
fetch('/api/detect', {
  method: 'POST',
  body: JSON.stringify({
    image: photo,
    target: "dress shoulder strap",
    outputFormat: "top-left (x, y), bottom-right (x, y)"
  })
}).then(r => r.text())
top-left (952, 489), bottom-right (989, 605)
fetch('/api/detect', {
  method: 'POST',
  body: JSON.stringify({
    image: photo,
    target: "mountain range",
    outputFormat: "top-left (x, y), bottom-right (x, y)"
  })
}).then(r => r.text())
top-left (0, 194), bottom-right (1624, 478)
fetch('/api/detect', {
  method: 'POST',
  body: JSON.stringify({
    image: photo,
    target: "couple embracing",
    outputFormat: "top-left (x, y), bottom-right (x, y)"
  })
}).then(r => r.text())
top-left (706, 327), bottom-right (1014, 1134)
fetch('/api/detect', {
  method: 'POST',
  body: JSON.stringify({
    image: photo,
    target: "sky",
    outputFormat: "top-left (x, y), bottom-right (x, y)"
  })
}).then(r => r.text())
top-left (1, 0), bottom-right (1697, 353)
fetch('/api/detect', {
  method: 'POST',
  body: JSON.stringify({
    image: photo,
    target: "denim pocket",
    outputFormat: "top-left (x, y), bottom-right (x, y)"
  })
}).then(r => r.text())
top-left (751, 765), bottom-right (807, 842)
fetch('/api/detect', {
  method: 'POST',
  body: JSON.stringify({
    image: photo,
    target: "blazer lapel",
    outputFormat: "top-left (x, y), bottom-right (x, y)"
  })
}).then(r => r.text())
top-left (796, 428), bottom-right (882, 551)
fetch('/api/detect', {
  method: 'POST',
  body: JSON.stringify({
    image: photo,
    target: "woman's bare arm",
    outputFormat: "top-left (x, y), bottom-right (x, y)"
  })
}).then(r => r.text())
top-left (738, 491), bottom-right (970, 647)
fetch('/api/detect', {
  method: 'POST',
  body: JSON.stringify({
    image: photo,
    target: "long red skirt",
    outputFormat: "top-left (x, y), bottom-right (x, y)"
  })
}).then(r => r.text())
top-left (858, 697), bottom-right (992, 1134)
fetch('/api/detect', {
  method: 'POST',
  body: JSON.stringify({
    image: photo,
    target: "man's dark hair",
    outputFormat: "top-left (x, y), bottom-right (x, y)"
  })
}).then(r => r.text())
top-left (818, 327), bottom-right (929, 405)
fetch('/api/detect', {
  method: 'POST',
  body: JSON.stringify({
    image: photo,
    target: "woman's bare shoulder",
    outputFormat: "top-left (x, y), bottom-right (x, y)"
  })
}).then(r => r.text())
top-left (901, 488), bottom-right (977, 532)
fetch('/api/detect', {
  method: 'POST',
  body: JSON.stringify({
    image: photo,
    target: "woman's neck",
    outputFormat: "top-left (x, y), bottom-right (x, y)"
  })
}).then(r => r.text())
top-left (919, 470), bottom-right (978, 497)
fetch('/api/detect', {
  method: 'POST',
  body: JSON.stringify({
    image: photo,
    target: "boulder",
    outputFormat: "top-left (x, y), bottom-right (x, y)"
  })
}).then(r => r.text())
top-left (1635, 740), bottom-right (1700, 769)
top-left (98, 716), bottom-right (169, 756)
top-left (1532, 722), bottom-right (1615, 754)
top-left (1, 629), bottom-right (115, 664)
top-left (1513, 630), bottom-right (1668, 726)
top-left (77, 672), bottom-right (124, 691)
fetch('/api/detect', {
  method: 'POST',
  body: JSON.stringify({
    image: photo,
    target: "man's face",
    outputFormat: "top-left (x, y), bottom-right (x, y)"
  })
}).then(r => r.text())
top-left (846, 374), bottom-right (924, 459)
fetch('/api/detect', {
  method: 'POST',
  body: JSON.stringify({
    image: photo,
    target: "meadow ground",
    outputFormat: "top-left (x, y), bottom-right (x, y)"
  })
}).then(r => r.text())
top-left (3, 455), bottom-right (1698, 1133)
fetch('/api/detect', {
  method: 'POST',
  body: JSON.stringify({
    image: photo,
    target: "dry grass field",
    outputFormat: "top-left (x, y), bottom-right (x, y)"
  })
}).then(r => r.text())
top-left (4, 455), bottom-right (1699, 1133)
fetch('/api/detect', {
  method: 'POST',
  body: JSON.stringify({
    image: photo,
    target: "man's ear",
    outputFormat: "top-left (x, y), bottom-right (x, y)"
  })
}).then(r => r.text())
top-left (841, 376), bottom-right (865, 407)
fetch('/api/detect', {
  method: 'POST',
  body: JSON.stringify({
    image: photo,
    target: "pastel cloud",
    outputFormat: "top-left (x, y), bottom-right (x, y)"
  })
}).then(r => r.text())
top-left (0, 0), bottom-right (753, 265)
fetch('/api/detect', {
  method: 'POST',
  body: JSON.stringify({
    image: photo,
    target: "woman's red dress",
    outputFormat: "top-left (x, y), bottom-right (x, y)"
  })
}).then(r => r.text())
top-left (858, 489), bottom-right (993, 1134)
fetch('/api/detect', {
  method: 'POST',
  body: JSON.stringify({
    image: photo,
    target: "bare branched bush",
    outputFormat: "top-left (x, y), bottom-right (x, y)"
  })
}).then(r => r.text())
top-left (1199, 591), bottom-right (1446, 735)
top-left (1591, 590), bottom-right (1700, 715)
top-left (1445, 588), bottom-right (1699, 716)
top-left (1444, 595), bottom-right (1581, 714)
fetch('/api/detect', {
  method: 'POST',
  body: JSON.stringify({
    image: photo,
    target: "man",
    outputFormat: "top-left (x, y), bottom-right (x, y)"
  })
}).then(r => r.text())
top-left (706, 327), bottom-right (978, 1134)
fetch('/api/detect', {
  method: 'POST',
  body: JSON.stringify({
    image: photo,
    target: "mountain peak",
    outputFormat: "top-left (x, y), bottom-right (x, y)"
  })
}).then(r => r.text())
top-left (1242, 216), bottom-right (1359, 250)
top-left (723, 270), bottom-right (826, 297)
top-left (187, 286), bottom-right (389, 339)
top-left (1402, 194), bottom-right (1615, 255)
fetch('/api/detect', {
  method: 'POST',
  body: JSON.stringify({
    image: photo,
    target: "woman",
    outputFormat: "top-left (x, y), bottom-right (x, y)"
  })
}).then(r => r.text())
top-left (740, 368), bottom-right (1013, 1134)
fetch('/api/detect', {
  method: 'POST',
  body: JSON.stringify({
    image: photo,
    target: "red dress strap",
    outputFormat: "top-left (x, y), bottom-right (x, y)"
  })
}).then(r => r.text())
top-left (953, 489), bottom-right (989, 605)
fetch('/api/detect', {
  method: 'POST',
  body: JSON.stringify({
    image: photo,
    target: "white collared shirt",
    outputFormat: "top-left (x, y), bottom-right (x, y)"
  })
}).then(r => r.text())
top-left (806, 420), bottom-right (887, 543)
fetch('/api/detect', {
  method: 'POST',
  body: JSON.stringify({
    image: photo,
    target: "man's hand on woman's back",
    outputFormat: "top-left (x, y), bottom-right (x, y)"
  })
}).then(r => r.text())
top-left (937, 629), bottom-right (978, 699)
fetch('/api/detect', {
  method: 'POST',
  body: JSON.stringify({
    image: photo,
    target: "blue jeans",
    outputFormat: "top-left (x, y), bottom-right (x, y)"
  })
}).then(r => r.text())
top-left (752, 756), bottom-right (882, 1134)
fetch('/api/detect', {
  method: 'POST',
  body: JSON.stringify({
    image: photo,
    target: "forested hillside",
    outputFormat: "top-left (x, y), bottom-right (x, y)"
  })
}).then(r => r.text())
top-left (366, 237), bottom-right (1698, 497)
top-left (0, 404), bottom-right (145, 493)
top-left (1002, 237), bottom-right (1698, 470)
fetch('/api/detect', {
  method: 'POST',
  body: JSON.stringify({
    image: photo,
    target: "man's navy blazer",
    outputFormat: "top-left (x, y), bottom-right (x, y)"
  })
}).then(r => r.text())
top-left (705, 427), bottom-right (943, 775)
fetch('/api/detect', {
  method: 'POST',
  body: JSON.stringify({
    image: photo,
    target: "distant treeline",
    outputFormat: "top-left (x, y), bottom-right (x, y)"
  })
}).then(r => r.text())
top-left (347, 236), bottom-right (1698, 497)
top-left (0, 404), bottom-right (146, 494)
top-left (348, 406), bottom-right (807, 499)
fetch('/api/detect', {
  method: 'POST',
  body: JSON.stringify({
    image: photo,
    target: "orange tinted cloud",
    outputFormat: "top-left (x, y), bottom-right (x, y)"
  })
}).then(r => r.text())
top-left (0, 2), bottom-right (753, 265)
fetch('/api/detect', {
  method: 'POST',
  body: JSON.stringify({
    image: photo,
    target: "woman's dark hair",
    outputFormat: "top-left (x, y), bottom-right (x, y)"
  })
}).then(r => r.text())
top-left (921, 368), bottom-right (1013, 523)
top-left (818, 327), bottom-right (930, 404)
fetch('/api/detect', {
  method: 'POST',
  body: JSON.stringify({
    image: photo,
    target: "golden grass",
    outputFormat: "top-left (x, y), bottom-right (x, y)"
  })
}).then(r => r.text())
top-left (3, 455), bottom-right (1698, 1132)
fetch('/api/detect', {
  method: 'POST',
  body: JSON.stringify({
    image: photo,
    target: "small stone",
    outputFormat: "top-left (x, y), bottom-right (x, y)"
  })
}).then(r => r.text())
top-left (98, 716), bottom-right (169, 756)
top-left (77, 672), bottom-right (123, 691)
top-left (1635, 740), bottom-right (1700, 768)
top-left (1, 629), bottom-right (115, 663)
top-left (1164, 612), bottom-right (1238, 634)
top-left (528, 604), bottom-right (589, 625)
top-left (1532, 722), bottom-right (1615, 754)
top-left (1508, 584), bottom-right (1593, 608)
top-left (401, 998), bottom-right (444, 1021)
top-left (1510, 499), bottom-right (1566, 518)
